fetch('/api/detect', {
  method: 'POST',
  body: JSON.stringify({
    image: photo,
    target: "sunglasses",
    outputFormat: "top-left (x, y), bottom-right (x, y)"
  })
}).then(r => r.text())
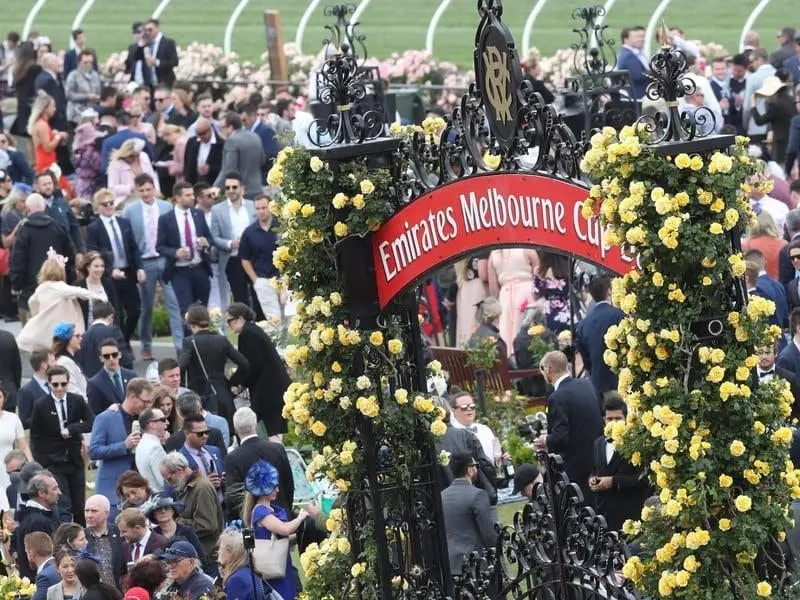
top-left (456, 404), bottom-right (476, 411)
top-left (102, 352), bottom-right (120, 359)
top-left (98, 201), bottom-right (113, 208)
top-left (149, 417), bottom-right (167, 423)
top-left (155, 97), bottom-right (169, 103)
top-left (50, 382), bottom-right (69, 389)
top-left (192, 430), bottom-right (209, 437)
top-left (791, 255), bottom-right (800, 261)
top-left (225, 317), bottom-right (237, 324)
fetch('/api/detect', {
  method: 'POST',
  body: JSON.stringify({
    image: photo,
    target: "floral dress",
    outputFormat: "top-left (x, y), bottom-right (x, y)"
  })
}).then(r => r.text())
top-left (252, 503), bottom-right (296, 600)
top-left (533, 275), bottom-right (571, 334)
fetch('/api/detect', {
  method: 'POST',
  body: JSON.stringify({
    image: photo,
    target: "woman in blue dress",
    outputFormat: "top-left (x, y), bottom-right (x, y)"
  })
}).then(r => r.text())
top-left (218, 528), bottom-right (276, 600)
top-left (243, 460), bottom-right (308, 600)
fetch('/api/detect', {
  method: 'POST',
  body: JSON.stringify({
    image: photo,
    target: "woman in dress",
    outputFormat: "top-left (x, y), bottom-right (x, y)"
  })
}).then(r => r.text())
top-left (53, 323), bottom-right (87, 398)
top-left (752, 76), bottom-right (797, 164)
top-left (10, 42), bottom-right (41, 160)
top-left (53, 522), bottom-right (88, 552)
top-left (742, 211), bottom-right (787, 280)
top-left (158, 125), bottom-right (187, 185)
top-left (28, 92), bottom-right (69, 184)
top-left (179, 305), bottom-right (249, 425)
top-left (152, 386), bottom-right (179, 435)
top-left (225, 303), bottom-right (289, 438)
top-left (72, 114), bottom-right (102, 201)
top-left (76, 558), bottom-right (123, 600)
top-left (218, 529), bottom-right (273, 600)
top-left (532, 251), bottom-right (573, 334)
top-left (242, 461), bottom-right (308, 600)
top-left (75, 251), bottom-right (119, 327)
top-left (146, 496), bottom-right (210, 575)
top-left (454, 255), bottom-right (489, 347)
top-left (488, 248), bottom-right (538, 358)
top-left (17, 258), bottom-right (104, 353)
top-left (107, 138), bottom-right (159, 208)
top-left (47, 549), bottom-right (83, 600)
top-left (0, 385), bottom-right (31, 510)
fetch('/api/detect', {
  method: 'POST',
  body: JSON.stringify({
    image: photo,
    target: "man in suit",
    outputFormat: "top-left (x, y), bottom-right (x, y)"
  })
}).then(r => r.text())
top-left (745, 250), bottom-right (789, 329)
top-left (89, 378), bottom-right (153, 517)
top-left (576, 275), bottom-right (625, 398)
top-left (440, 453), bottom-right (497, 576)
top-left (780, 210), bottom-right (800, 285)
top-left (213, 112), bottom-right (265, 199)
top-left (34, 54), bottom-right (68, 131)
top-left (742, 48), bottom-right (776, 136)
top-left (18, 350), bottom-right (53, 429)
top-left (16, 472), bottom-right (61, 579)
top-left (34, 172), bottom-right (84, 254)
top-left (184, 118), bottom-right (223, 186)
top-left (86, 339), bottom-right (138, 414)
top-left (25, 532), bottom-right (59, 600)
top-left (239, 104), bottom-right (278, 176)
top-left (84, 494), bottom-right (125, 586)
top-left (157, 182), bottom-right (213, 315)
top-left (116, 507), bottom-right (168, 566)
top-left (224, 407), bottom-right (292, 521)
top-left (87, 190), bottom-right (145, 341)
top-left (142, 19), bottom-right (179, 87)
top-left (165, 391), bottom-right (228, 456)
top-left (534, 351), bottom-right (603, 507)
top-left (779, 308), bottom-right (800, 382)
top-left (123, 174), bottom-right (185, 357)
top-left (0, 329), bottom-right (21, 412)
top-left (30, 365), bottom-right (94, 525)
top-left (125, 22), bottom-right (152, 88)
top-left (135, 408), bottom-right (169, 493)
top-left (211, 173), bottom-right (256, 311)
top-left (616, 26), bottom-right (648, 100)
top-left (757, 343), bottom-right (800, 420)
top-left (79, 301), bottom-right (133, 378)
top-left (590, 395), bottom-right (649, 531)
top-left (179, 414), bottom-right (224, 502)
top-left (62, 29), bottom-right (97, 78)
top-left (100, 110), bottom-right (153, 174)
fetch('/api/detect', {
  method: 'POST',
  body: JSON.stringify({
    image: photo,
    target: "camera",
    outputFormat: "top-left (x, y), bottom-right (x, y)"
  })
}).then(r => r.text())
top-left (517, 412), bottom-right (548, 439)
top-left (241, 527), bottom-right (255, 552)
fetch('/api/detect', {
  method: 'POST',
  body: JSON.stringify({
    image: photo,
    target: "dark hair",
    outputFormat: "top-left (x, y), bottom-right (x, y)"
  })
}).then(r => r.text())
top-left (46, 365), bottom-right (69, 381)
top-left (792, 308), bottom-right (800, 335)
top-left (79, 48), bottom-right (93, 60)
top-left (239, 103), bottom-right (256, 116)
top-left (123, 558), bottom-right (166, 597)
top-left (223, 111), bottom-right (242, 130)
top-left (30, 349), bottom-right (50, 372)
top-left (253, 193), bottom-right (270, 205)
top-left (13, 42), bottom-right (36, 84)
top-left (100, 86), bottom-right (118, 102)
top-left (172, 181), bottom-right (193, 198)
top-left (711, 56), bottom-right (727, 64)
top-left (732, 53), bottom-right (749, 67)
top-left (224, 171), bottom-right (242, 183)
top-left (176, 392), bottom-right (202, 417)
top-left (134, 173), bottom-right (155, 188)
top-left (227, 302), bottom-right (255, 322)
top-left (146, 18), bottom-right (160, 27)
top-left (126, 378), bottom-right (152, 400)
top-left (195, 92), bottom-right (212, 103)
top-left (34, 170), bottom-right (53, 183)
top-left (7, 32), bottom-right (20, 44)
top-left (71, 29), bottom-right (84, 40)
top-left (751, 48), bottom-right (768, 62)
top-left (588, 275), bottom-right (611, 303)
top-left (620, 26), bottom-right (645, 43)
top-left (604, 393), bottom-right (628, 416)
top-left (182, 413), bottom-right (206, 432)
top-left (158, 358), bottom-right (179, 375)
top-left (52, 339), bottom-right (69, 359)
top-left (537, 251), bottom-right (570, 280)
top-left (132, 22), bottom-right (143, 33)
top-left (77, 559), bottom-right (122, 600)
top-left (92, 300), bottom-right (115, 320)
top-left (53, 522), bottom-right (84, 551)
top-left (98, 338), bottom-right (119, 354)
top-left (193, 182), bottom-right (211, 196)
top-left (185, 304), bottom-right (210, 328)
top-left (449, 453), bottom-right (475, 478)
top-left (274, 99), bottom-right (292, 118)
top-left (55, 547), bottom-right (75, 568)
top-left (115, 470), bottom-right (150, 499)
top-left (791, 179), bottom-right (800, 194)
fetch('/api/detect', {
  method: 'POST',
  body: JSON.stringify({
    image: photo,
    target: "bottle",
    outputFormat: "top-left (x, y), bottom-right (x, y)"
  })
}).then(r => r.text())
top-left (132, 421), bottom-right (141, 435)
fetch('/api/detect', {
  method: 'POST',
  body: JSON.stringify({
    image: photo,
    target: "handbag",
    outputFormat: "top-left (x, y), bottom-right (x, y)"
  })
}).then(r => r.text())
top-left (252, 535), bottom-right (289, 580)
top-left (191, 338), bottom-right (220, 410)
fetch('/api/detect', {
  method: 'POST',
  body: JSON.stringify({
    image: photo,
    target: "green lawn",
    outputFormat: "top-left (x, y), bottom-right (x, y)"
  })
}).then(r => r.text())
top-left (4, 0), bottom-right (798, 67)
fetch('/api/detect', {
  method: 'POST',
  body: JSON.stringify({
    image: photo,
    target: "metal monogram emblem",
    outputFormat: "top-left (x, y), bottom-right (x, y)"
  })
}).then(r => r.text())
top-left (482, 46), bottom-right (512, 124)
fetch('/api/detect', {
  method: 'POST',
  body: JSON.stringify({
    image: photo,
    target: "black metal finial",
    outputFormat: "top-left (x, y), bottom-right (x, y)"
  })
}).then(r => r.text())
top-left (570, 5), bottom-right (616, 76)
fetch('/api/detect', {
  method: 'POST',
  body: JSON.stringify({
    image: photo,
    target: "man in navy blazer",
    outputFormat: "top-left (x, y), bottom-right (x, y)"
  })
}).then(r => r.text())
top-left (156, 182), bottom-right (213, 315)
top-left (87, 339), bottom-right (138, 415)
top-left (240, 104), bottom-right (278, 176)
top-left (89, 378), bottom-right (152, 517)
top-left (616, 26), bottom-right (648, 100)
top-left (745, 250), bottom-right (789, 329)
top-left (79, 301), bottom-right (133, 378)
top-left (576, 276), bottom-right (625, 397)
top-left (179, 415), bottom-right (224, 476)
top-left (86, 190), bottom-right (145, 341)
top-left (26, 532), bottom-right (60, 600)
top-left (18, 350), bottom-right (53, 429)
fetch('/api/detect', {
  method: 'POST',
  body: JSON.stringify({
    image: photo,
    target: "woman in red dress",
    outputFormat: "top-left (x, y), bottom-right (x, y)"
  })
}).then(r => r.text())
top-left (28, 91), bottom-right (71, 192)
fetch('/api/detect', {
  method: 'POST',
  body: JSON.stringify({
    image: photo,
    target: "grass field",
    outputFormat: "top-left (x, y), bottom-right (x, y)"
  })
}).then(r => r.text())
top-left (4, 0), bottom-right (798, 68)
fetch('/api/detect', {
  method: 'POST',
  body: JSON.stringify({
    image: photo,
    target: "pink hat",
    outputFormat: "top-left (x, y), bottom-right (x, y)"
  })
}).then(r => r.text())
top-left (124, 588), bottom-right (150, 600)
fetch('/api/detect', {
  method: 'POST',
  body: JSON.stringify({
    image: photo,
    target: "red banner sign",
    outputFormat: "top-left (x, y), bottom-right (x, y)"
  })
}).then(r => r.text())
top-left (371, 172), bottom-right (636, 308)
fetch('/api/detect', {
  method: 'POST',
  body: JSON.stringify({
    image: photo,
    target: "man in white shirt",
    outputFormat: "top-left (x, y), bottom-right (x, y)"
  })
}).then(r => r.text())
top-left (448, 390), bottom-right (501, 464)
top-left (135, 408), bottom-right (168, 492)
top-left (750, 169), bottom-right (789, 231)
top-left (211, 173), bottom-right (255, 313)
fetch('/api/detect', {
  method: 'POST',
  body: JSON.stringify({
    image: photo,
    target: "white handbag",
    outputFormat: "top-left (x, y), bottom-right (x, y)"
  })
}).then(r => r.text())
top-left (252, 536), bottom-right (289, 580)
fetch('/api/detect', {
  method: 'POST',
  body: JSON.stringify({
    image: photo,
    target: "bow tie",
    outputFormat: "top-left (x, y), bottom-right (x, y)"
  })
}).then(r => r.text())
top-left (760, 370), bottom-right (774, 378)
top-left (468, 426), bottom-right (478, 433)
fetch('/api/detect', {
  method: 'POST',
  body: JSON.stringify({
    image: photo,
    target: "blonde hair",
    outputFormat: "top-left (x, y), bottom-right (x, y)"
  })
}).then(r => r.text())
top-left (27, 91), bottom-right (54, 136)
top-left (242, 492), bottom-right (256, 527)
top-left (172, 88), bottom-right (191, 110)
top-left (1, 188), bottom-right (25, 214)
top-left (110, 138), bottom-right (144, 162)
top-left (38, 258), bottom-right (66, 284)
top-left (476, 296), bottom-right (502, 324)
top-left (161, 124), bottom-right (186, 140)
top-left (218, 529), bottom-right (248, 583)
top-left (748, 210), bottom-right (780, 240)
top-left (92, 188), bottom-right (114, 208)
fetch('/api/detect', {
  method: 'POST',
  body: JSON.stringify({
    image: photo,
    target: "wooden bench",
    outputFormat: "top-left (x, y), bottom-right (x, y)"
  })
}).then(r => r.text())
top-left (430, 346), bottom-right (547, 409)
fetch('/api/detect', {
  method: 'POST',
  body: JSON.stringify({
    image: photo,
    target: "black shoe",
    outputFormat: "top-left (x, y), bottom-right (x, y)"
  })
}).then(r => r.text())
top-left (3, 315), bottom-right (18, 323)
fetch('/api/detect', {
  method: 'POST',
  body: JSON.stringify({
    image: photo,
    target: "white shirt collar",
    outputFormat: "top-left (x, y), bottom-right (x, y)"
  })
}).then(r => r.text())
top-left (26, 499), bottom-right (49, 511)
top-left (554, 374), bottom-right (570, 390)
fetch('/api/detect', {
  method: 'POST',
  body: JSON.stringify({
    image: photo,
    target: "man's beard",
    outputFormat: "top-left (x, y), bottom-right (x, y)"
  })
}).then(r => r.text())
top-left (174, 474), bottom-right (190, 493)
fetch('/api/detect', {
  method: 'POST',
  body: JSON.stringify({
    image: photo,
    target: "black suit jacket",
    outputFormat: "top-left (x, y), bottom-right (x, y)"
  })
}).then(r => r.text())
top-left (85, 523), bottom-right (125, 583)
top-left (224, 437), bottom-right (294, 521)
top-left (237, 322), bottom-right (289, 432)
top-left (78, 321), bottom-right (134, 378)
top-left (575, 302), bottom-right (624, 396)
top-left (87, 368), bottom-right (138, 415)
top-left (154, 36), bottom-right (179, 86)
top-left (30, 393), bottom-right (94, 471)
top-left (75, 278), bottom-right (122, 331)
top-left (592, 436), bottom-right (650, 531)
top-left (85, 215), bottom-right (143, 276)
top-left (179, 330), bottom-right (249, 413)
top-left (156, 207), bottom-right (214, 281)
top-left (778, 343), bottom-right (800, 383)
top-left (122, 531), bottom-right (168, 564)
top-left (546, 377), bottom-right (603, 504)
top-left (184, 136), bottom-right (224, 185)
top-left (0, 330), bottom-right (21, 412)
top-left (17, 379), bottom-right (48, 429)
top-left (33, 71), bottom-right (68, 131)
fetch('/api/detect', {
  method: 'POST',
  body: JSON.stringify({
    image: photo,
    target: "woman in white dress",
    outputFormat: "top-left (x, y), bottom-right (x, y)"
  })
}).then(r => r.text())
top-left (52, 322), bottom-right (88, 398)
top-left (0, 385), bottom-right (31, 510)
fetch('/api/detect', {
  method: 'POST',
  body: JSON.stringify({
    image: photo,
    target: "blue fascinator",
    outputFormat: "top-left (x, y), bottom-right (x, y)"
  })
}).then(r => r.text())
top-left (73, 549), bottom-right (102, 564)
top-left (245, 460), bottom-right (279, 497)
top-left (53, 322), bottom-right (75, 342)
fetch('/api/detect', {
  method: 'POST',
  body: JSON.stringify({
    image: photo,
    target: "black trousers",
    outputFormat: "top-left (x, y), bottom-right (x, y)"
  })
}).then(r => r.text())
top-left (226, 256), bottom-right (251, 305)
top-left (51, 466), bottom-right (86, 526)
top-left (0, 275), bottom-right (15, 318)
top-left (113, 270), bottom-right (141, 341)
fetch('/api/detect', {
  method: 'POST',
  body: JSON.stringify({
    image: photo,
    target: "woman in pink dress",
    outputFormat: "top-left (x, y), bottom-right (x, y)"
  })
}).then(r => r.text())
top-left (488, 248), bottom-right (538, 358)
top-left (455, 254), bottom-right (489, 347)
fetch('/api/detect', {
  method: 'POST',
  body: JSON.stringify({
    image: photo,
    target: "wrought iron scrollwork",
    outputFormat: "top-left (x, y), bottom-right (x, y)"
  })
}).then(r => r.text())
top-left (454, 453), bottom-right (640, 600)
top-left (571, 5), bottom-right (617, 75)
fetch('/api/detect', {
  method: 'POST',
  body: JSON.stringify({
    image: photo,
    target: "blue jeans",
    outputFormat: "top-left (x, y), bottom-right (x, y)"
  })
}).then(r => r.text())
top-left (140, 258), bottom-right (184, 351)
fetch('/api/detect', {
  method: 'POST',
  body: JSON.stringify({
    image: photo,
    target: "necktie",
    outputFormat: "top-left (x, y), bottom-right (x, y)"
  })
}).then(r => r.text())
top-left (147, 205), bottom-right (158, 256)
top-left (199, 449), bottom-right (211, 475)
top-left (58, 399), bottom-right (67, 425)
top-left (183, 211), bottom-right (194, 260)
top-left (113, 372), bottom-right (124, 398)
top-left (133, 543), bottom-right (140, 562)
top-left (110, 219), bottom-right (127, 269)
top-left (752, 201), bottom-right (762, 215)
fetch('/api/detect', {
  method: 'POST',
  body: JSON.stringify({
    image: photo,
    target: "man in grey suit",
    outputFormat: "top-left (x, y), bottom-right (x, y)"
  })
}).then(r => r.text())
top-left (211, 172), bottom-right (256, 313)
top-left (122, 173), bottom-right (184, 357)
top-left (441, 453), bottom-right (498, 576)
top-left (742, 48), bottom-right (776, 136)
top-left (214, 112), bottom-right (265, 199)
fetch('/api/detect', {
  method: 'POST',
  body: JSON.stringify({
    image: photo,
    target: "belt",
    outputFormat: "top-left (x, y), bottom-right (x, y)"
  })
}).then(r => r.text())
top-left (176, 264), bottom-right (203, 270)
top-left (142, 256), bottom-right (160, 261)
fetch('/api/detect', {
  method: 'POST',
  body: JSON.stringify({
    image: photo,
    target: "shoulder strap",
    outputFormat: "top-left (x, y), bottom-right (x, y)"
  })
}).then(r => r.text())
top-left (191, 338), bottom-right (218, 395)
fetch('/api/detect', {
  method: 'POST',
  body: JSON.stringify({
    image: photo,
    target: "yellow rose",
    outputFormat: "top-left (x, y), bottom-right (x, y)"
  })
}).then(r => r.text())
top-left (309, 156), bottom-right (324, 172)
top-left (652, 272), bottom-right (664, 287)
top-left (337, 538), bottom-right (351, 554)
top-left (683, 555), bottom-right (699, 573)
top-left (719, 518), bottom-right (731, 531)
top-left (334, 221), bottom-right (348, 237)
top-left (734, 494), bottom-right (752, 512)
top-left (706, 365), bottom-right (725, 383)
top-left (709, 222), bottom-right (724, 235)
top-left (431, 420), bottom-right (447, 436)
top-left (332, 193), bottom-right (349, 209)
top-left (756, 582), bottom-right (772, 597)
top-left (300, 204), bottom-right (315, 218)
top-left (369, 331), bottom-right (384, 346)
top-left (719, 474), bottom-right (733, 488)
top-left (387, 339), bottom-right (403, 354)
top-left (310, 421), bottom-right (327, 436)
top-left (675, 153), bottom-right (692, 169)
top-left (352, 193), bottom-right (365, 209)
top-left (360, 179), bottom-right (375, 195)
top-left (729, 440), bottom-right (746, 456)
top-left (267, 165), bottom-right (284, 186)
top-left (394, 389), bottom-right (409, 404)
top-left (331, 361), bottom-right (342, 373)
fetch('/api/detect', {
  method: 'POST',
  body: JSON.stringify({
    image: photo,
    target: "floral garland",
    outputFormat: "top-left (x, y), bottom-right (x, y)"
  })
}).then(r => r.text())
top-left (581, 127), bottom-right (798, 599)
top-left (266, 145), bottom-right (449, 598)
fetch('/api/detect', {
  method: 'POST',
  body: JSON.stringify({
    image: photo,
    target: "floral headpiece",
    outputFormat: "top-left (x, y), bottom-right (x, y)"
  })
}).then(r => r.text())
top-left (245, 460), bottom-right (279, 497)
top-left (53, 322), bottom-right (75, 342)
top-left (46, 246), bottom-right (68, 267)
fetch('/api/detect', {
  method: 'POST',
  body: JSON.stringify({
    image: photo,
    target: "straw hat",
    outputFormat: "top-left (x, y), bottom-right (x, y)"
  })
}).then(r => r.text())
top-left (755, 76), bottom-right (790, 97)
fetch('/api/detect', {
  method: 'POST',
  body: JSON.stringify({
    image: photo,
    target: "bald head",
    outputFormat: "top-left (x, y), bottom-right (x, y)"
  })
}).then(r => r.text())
top-left (194, 117), bottom-right (211, 136)
top-left (41, 53), bottom-right (59, 71)
top-left (25, 193), bottom-right (45, 213)
top-left (540, 351), bottom-right (569, 383)
top-left (85, 494), bottom-right (110, 530)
